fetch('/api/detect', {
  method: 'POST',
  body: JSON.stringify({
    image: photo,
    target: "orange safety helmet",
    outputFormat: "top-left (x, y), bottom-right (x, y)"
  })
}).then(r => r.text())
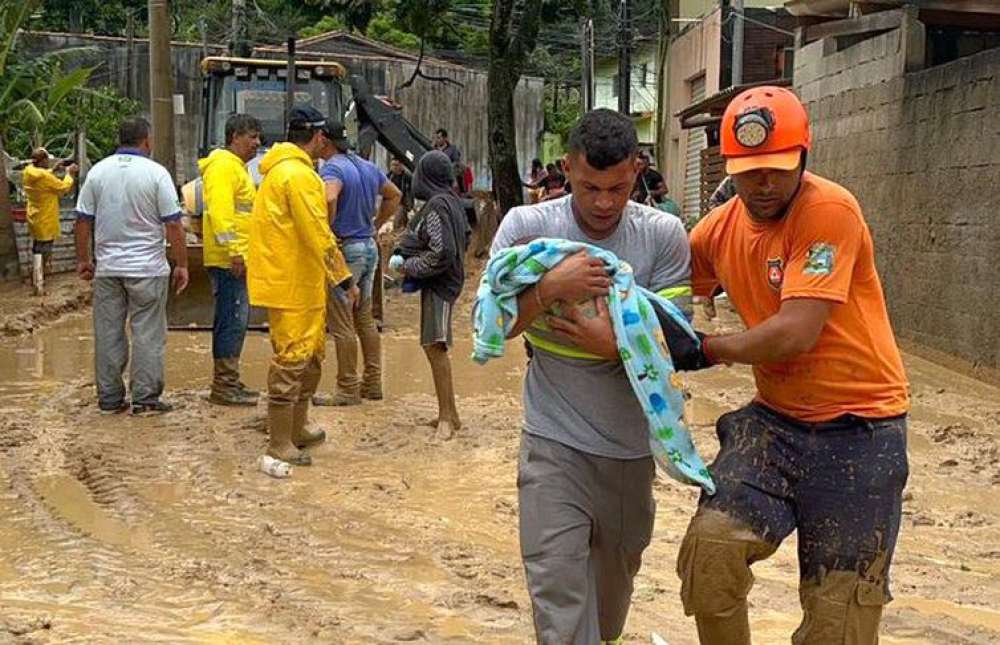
top-left (720, 86), bottom-right (811, 175)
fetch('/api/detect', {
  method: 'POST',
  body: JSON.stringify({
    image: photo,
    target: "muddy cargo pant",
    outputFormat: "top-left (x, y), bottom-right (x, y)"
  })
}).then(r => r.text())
top-left (327, 238), bottom-right (381, 396)
top-left (93, 276), bottom-right (169, 409)
top-left (518, 433), bottom-right (656, 644)
top-left (677, 403), bottom-right (908, 645)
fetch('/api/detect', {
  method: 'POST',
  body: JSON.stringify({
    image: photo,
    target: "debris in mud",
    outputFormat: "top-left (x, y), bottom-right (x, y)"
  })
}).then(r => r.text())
top-left (392, 628), bottom-right (427, 641)
top-left (932, 424), bottom-right (976, 444)
top-left (2, 616), bottom-right (52, 637)
top-left (475, 593), bottom-right (519, 610)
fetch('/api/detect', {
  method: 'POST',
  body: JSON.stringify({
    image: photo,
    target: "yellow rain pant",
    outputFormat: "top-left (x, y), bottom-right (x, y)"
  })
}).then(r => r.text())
top-left (268, 307), bottom-right (326, 365)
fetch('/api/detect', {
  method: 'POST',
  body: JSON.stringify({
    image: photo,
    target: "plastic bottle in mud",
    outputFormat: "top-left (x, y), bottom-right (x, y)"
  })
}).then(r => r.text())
top-left (258, 455), bottom-right (292, 478)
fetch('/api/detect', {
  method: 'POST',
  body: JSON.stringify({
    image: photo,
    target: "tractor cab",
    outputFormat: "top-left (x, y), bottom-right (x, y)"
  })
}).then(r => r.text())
top-left (200, 56), bottom-right (349, 156)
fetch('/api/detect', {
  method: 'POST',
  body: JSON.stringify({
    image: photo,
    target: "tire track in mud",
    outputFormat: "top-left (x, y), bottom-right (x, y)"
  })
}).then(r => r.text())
top-left (8, 384), bottom-right (523, 642)
top-left (0, 394), bottom-right (235, 642)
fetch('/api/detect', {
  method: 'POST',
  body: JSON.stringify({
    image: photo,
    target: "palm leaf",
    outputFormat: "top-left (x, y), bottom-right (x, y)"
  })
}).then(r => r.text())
top-left (46, 65), bottom-right (95, 112)
top-left (7, 97), bottom-right (43, 125)
top-left (0, 0), bottom-right (42, 75)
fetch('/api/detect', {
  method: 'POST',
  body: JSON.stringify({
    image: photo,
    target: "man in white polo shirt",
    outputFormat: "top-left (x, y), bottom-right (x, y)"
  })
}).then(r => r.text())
top-left (74, 117), bottom-right (189, 416)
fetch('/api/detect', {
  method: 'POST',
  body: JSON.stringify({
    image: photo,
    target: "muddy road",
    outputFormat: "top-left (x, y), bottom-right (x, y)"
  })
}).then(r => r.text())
top-left (1, 286), bottom-right (999, 644)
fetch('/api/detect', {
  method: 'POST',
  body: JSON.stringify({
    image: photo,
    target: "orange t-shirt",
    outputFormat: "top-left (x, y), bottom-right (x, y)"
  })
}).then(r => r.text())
top-left (690, 172), bottom-right (909, 422)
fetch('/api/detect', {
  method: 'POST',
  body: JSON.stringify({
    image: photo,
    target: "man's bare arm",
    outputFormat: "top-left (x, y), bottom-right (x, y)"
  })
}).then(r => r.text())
top-left (708, 299), bottom-right (833, 365)
top-left (325, 178), bottom-right (343, 227)
top-left (507, 251), bottom-right (611, 339)
top-left (375, 180), bottom-right (402, 229)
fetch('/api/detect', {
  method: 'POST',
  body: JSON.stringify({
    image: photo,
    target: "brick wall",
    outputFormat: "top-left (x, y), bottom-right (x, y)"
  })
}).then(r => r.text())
top-left (794, 33), bottom-right (1000, 376)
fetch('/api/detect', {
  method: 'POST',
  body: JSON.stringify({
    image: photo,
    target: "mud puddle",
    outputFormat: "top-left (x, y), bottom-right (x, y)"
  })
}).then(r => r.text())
top-left (1, 293), bottom-right (999, 643)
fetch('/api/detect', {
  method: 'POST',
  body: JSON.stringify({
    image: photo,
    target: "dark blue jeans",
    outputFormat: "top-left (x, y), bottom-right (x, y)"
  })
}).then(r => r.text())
top-left (677, 403), bottom-right (909, 644)
top-left (208, 267), bottom-right (249, 360)
top-left (702, 403), bottom-right (909, 584)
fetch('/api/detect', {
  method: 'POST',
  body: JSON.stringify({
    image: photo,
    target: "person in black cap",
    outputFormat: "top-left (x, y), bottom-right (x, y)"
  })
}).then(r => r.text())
top-left (310, 119), bottom-right (401, 407)
top-left (246, 104), bottom-right (355, 468)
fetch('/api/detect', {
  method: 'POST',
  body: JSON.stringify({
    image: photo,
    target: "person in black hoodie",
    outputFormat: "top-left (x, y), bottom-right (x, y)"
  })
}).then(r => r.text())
top-left (389, 151), bottom-right (470, 440)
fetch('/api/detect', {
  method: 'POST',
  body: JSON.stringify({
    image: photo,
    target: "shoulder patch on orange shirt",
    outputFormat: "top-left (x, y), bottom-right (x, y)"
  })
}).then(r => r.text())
top-left (804, 242), bottom-right (835, 276)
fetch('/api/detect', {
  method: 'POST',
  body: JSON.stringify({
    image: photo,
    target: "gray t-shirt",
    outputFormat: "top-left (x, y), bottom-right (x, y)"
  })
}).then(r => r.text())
top-left (491, 195), bottom-right (691, 459)
top-left (75, 150), bottom-right (181, 278)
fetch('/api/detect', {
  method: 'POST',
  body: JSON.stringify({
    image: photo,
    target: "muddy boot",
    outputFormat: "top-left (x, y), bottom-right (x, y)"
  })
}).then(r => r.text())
top-left (294, 357), bottom-right (326, 448)
top-left (311, 391), bottom-right (361, 406)
top-left (267, 402), bottom-right (311, 466)
top-left (355, 299), bottom-right (383, 400)
top-left (236, 381), bottom-right (259, 397)
top-left (292, 401), bottom-right (326, 448)
top-left (326, 289), bottom-right (362, 403)
top-left (209, 357), bottom-right (257, 407)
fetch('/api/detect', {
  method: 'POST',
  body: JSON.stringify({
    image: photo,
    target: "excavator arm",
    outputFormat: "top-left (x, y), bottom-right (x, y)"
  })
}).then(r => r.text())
top-left (349, 75), bottom-right (432, 172)
top-left (350, 74), bottom-right (476, 227)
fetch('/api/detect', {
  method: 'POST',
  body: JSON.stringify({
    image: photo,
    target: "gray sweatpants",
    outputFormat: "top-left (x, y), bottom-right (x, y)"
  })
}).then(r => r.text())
top-left (518, 433), bottom-right (656, 644)
top-left (93, 276), bottom-right (169, 408)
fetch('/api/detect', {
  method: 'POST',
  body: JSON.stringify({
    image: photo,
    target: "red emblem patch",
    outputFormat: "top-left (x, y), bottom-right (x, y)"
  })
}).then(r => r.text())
top-left (766, 257), bottom-right (784, 291)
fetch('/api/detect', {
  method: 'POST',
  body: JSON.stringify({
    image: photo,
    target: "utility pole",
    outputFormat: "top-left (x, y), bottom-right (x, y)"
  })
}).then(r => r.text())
top-left (284, 37), bottom-right (296, 136)
top-left (149, 0), bottom-right (176, 177)
top-left (231, 0), bottom-right (248, 57)
top-left (732, 0), bottom-right (745, 86)
top-left (200, 17), bottom-right (208, 60)
top-left (580, 18), bottom-right (594, 112)
top-left (125, 11), bottom-right (135, 99)
top-left (617, 0), bottom-right (631, 115)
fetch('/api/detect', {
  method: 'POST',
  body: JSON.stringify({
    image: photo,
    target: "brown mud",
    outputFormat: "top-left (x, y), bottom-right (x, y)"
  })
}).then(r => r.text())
top-left (1, 285), bottom-right (999, 643)
top-left (0, 276), bottom-right (91, 338)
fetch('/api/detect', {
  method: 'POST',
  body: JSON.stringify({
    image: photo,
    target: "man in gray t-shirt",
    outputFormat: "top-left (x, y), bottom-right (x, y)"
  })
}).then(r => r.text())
top-left (491, 109), bottom-right (692, 644)
top-left (74, 117), bottom-right (189, 416)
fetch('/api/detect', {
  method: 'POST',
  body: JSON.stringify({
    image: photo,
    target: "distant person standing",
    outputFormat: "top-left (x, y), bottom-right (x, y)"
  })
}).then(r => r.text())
top-left (524, 158), bottom-right (547, 203)
top-left (631, 151), bottom-right (667, 206)
top-left (312, 121), bottom-right (401, 407)
top-left (23, 147), bottom-right (78, 293)
top-left (539, 162), bottom-right (567, 201)
top-left (199, 113), bottom-right (262, 407)
top-left (388, 151), bottom-right (470, 441)
top-left (433, 127), bottom-right (465, 193)
top-left (387, 157), bottom-right (413, 229)
top-left (73, 117), bottom-right (189, 416)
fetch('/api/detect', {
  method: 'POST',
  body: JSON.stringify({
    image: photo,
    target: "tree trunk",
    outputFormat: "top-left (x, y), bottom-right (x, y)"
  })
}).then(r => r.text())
top-left (0, 136), bottom-right (21, 280)
top-left (487, 64), bottom-right (523, 217)
top-left (487, 0), bottom-right (544, 219)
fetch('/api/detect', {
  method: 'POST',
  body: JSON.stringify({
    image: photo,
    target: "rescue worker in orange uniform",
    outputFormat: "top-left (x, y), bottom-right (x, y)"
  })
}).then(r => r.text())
top-left (247, 106), bottom-right (356, 467)
top-left (674, 86), bottom-right (910, 644)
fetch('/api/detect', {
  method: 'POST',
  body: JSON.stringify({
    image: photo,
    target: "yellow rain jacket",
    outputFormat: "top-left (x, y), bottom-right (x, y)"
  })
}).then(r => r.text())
top-left (247, 142), bottom-right (351, 311)
top-left (198, 148), bottom-right (255, 268)
top-left (23, 165), bottom-right (73, 242)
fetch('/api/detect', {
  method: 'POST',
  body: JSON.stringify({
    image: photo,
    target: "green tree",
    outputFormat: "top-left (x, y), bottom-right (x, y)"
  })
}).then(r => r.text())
top-left (488, 0), bottom-right (547, 214)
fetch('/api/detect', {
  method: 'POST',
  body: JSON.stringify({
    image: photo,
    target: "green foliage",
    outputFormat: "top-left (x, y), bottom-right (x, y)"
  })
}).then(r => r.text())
top-left (1, 0), bottom-right (138, 160)
top-left (366, 13), bottom-right (421, 51)
top-left (30, 0), bottom-right (146, 36)
top-left (300, 15), bottom-right (348, 39)
top-left (6, 85), bottom-right (141, 160)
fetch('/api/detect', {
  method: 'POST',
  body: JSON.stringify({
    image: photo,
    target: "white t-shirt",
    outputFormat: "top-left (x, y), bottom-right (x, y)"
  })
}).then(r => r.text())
top-left (75, 150), bottom-right (181, 278)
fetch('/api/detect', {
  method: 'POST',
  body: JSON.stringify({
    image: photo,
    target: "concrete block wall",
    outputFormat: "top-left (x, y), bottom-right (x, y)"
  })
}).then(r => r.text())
top-left (795, 36), bottom-right (1000, 376)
